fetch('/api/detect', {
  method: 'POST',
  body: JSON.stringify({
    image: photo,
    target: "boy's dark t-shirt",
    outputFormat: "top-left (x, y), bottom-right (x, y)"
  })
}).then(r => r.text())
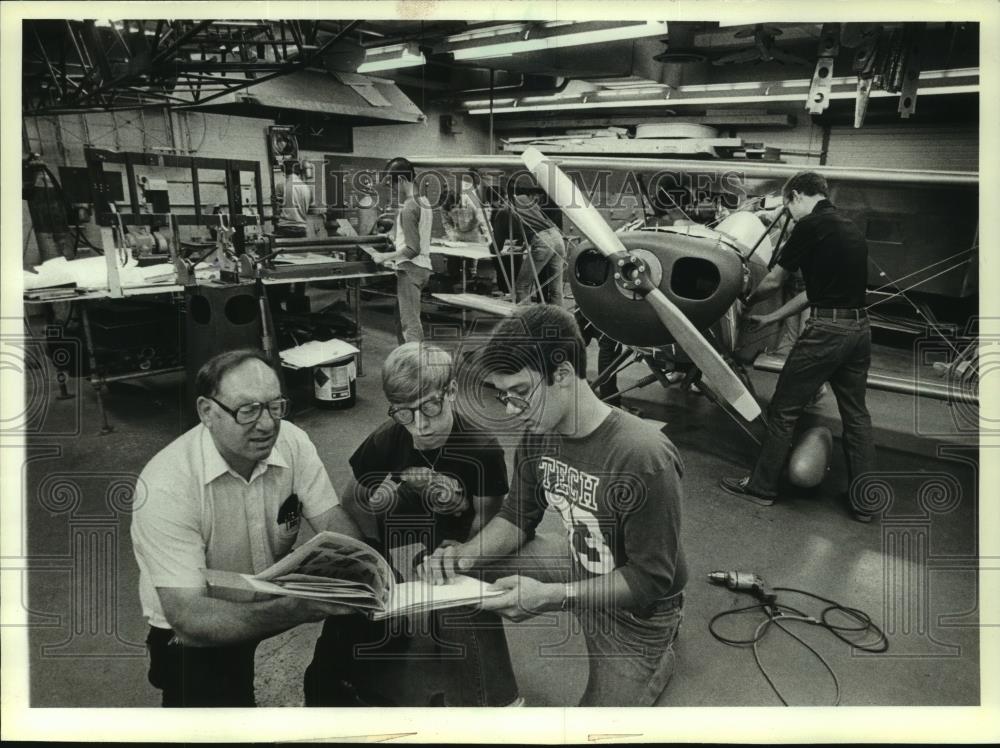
top-left (349, 412), bottom-right (509, 551)
top-left (497, 408), bottom-right (687, 608)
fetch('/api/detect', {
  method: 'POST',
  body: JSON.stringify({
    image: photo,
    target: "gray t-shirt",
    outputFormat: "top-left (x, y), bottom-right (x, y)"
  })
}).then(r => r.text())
top-left (276, 174), bottom-right (312, 232)
top-left (498, 408), bottom-right (687, 607)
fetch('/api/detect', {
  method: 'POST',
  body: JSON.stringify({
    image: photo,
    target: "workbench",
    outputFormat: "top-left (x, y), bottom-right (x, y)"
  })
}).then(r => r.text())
top-left (24, 265), bottom-right (391, 434)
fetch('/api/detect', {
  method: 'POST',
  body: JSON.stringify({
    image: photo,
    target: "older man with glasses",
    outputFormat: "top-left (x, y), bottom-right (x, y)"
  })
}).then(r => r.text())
top-left (130, 348), bottom-right (363, 707)
top-left (303, 341), bottom-right (522, 707)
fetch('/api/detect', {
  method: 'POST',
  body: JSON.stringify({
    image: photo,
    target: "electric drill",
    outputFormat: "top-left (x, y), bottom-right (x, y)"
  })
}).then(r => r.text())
top-left (708, 570), bottom-right (777, 606)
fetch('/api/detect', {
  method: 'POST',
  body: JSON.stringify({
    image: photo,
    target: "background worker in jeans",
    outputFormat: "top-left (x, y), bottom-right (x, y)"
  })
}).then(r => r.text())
top-left (491, 183), bottom-right (567, 306)
top-left (370, 157), bottom-right (433, 343)
top-left (419, 305), bottom-right (687, 706)
top-left (721, 172), bottom-right (877, 522)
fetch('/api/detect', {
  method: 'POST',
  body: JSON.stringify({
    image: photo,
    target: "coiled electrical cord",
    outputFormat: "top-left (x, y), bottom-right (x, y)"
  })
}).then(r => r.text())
top-left (709, 586), bottom-right (888, 706)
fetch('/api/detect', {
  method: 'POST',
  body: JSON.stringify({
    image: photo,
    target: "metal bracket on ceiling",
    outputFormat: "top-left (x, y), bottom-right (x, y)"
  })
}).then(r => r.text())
top-left (854, 76), bottom-right (874, 129)
top-left (897, 24), bottom-right (924, 119)
top-left (850, 25), bottom-right (881, 128)
top-left (805, 23), bottom-right (839, 115)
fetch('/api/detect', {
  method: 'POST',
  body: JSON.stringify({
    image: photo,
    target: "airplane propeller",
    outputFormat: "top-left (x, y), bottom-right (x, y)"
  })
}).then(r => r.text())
top-left (521, 147), bottom-right (762, 422)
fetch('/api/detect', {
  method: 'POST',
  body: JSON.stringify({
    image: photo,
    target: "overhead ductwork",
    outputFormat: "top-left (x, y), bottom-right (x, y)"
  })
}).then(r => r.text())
top-left (181, 69), bottom-right (425, 125)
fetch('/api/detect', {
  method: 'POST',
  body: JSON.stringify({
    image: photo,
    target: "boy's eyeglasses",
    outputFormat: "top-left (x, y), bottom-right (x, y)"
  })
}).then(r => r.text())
top-left (210, 397), bottom-right (289, 425)
top-left (388, 394), bottom-right (445, 425)
top-left (494, 377), bottom-right (544, 413)
top-left (495, 390), bottom-right (532, 412)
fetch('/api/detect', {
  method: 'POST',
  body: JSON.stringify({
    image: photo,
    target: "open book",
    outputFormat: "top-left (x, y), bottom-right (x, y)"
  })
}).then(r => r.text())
top-left (203, 531), bottom-right (503, 621)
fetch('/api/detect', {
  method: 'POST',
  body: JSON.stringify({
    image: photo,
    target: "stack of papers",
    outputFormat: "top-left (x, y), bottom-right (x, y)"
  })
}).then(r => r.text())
top-left (279, 339), bottom-right (360, 369)
top-left (23, 256), bottom-right (179, 292)
top-left (204, 531), bottom-right (505, 621)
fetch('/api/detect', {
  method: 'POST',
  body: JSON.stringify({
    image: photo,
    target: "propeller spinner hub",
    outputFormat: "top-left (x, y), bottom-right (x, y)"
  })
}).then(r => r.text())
top-left (610, 249), bottom-right (663, 298)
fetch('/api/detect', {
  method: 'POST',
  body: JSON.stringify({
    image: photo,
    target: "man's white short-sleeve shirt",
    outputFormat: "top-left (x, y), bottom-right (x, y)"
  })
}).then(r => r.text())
top-left (131, 421), bottom-right (338, 629)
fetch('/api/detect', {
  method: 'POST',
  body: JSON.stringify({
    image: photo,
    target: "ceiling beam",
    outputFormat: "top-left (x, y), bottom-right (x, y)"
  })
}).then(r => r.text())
top-left (492, 112), bottom-right (796, 131)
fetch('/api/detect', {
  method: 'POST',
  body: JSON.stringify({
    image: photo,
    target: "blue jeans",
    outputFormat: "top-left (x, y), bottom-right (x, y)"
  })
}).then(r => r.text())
top-left (481, 534), bottom-right (683, 706)
top-left (395, 263), bottom-right (431, 343)
top-left (515, 227), bottom-right (566, 306)
top-left (748, 316), bottom-right (876, 500)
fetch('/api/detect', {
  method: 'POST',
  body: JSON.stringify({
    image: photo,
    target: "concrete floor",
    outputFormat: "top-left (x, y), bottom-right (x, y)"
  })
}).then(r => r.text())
top-left (18, 292), bottom-right (980, 708)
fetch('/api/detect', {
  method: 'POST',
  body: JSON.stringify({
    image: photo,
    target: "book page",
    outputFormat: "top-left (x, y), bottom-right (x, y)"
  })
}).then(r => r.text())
top-left (255, 532), bottom-right (394, 607)
top-left (374, 576), bottom-right (505, 620)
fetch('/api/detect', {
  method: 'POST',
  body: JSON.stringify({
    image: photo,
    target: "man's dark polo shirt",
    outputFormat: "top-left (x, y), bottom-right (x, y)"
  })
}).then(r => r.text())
top-left (777, 199), bottom-right (869, 308)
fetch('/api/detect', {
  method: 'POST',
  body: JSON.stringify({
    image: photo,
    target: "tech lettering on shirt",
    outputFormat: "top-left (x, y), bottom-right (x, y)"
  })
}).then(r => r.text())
top-left (538, 456), bottom-right (600, 512)
top-left (537, 456), bottom-right (615, 575)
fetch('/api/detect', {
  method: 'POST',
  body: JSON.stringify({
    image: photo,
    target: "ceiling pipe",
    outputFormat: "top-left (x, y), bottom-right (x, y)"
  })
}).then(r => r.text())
top-left (448, 73), bottom-right (569, 98)
top-left (406, 154), bottom-right (978, 187)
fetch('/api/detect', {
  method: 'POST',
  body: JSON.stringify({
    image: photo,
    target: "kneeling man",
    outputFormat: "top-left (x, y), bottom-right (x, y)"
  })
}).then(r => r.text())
top-left (131, 349), bottom-right (362, 707)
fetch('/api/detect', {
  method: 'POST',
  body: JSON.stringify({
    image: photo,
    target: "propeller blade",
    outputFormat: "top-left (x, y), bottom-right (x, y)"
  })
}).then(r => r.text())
top-left (521, 148), bottom-right (630, 258)
top-left (521, 147), bottom-right (761, 421)
top-left (645, 289), bottom-right (760, 420)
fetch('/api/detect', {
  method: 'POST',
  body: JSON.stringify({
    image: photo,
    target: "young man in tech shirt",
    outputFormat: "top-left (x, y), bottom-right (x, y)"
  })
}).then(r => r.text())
top-left (720, 171), bottom-right (877, 522)
top-left (131, 349), bottom-right (363, 707)
top-left (419, 305), bottom-right (688, 706)
top-left (305, 342), bottom-right (521, 707)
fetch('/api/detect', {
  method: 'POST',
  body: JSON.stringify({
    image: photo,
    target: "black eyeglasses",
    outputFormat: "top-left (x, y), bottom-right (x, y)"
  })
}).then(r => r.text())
top-left (388, 393), bottom-right (445, 426)
top-left (210, 396), bottom-right (290, 425)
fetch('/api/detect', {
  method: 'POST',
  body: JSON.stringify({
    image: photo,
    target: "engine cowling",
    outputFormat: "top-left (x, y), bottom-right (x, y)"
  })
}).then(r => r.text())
top-left (570, 228), bottom-right (745, 347)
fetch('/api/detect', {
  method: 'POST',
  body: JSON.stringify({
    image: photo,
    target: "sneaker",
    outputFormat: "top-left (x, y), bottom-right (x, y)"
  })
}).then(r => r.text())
top-left (719, 476), bottom-right (775, 507)
top-left (504, 696), bottom-right (526, 707)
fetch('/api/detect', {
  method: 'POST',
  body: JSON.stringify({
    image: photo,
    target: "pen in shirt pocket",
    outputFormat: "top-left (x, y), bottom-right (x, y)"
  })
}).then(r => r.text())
top-left (277, 493), bottom-right (302, 530)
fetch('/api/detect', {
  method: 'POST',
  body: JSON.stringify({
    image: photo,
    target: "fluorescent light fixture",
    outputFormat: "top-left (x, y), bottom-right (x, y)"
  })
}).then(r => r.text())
top-left (357, 42), bottom-right (426, 73)
top-left (466, 68), bottom-right (978, 114)
top-left (469, 86), bottom-right (978, 114)
top-left (451, 21), bottom-right (668, 61)
top-left (675, 68), bottom-right (980, 94)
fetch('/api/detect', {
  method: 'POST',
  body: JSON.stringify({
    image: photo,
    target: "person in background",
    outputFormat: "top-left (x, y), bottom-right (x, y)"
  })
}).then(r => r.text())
top-left (722, 171), bottom-right (876, 522)
top-left (274, 160), bottom-right (313, 239)
top-left (420, 305), bottom-right (688, 706)
top-left (441, 168), bottom-right (492, 244)
top-left (307, 342), bottom-right (521, 707)
top-left (438, 169), bottom-right (494, 288)
top-left (130, 349), bottom-right (364, 707)
top-left (369, 157), bottom-right (433, 343)
top-left (491, 183), bottom-right (567, 306)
